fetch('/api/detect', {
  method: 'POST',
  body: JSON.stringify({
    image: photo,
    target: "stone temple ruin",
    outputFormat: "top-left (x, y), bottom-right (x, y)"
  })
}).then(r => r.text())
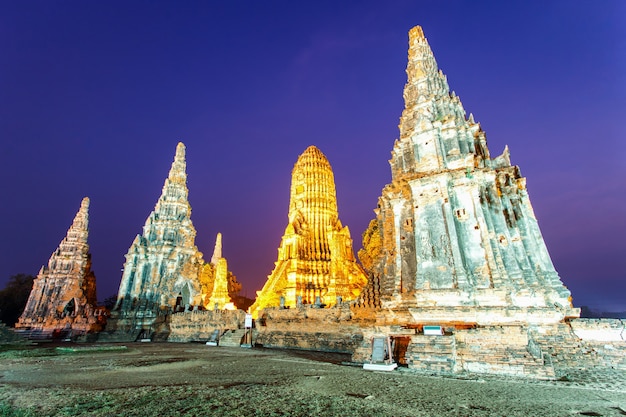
top-left (253, 26), bottom-right (625, 377)
top-left (350, 25), bottom-right (583, 376)
top-left (250, 146), bottom-right (368, 318)
top-left (16, 197), bottom-right (105, 337)
top-left (357, 26), bottom-right (577, 324)
top-left (10, 25), bottom-right (624, 378)
top-left (102, 143), bottom-right (243, 341)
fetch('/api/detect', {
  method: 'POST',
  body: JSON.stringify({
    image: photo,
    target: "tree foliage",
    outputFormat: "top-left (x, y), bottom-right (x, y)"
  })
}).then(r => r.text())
top-left (0, 273), bottom-right (35, 326)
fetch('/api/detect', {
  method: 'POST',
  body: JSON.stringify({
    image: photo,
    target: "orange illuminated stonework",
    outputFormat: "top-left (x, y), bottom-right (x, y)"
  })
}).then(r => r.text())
top-left (16, 198), bottom-right (104, 335)
top-left (250, 146), bottom-right (367, 317)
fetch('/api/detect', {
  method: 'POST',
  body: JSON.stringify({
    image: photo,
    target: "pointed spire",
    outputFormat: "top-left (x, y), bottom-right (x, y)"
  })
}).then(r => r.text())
top-left (151, 142), bottom-right (190, 222)
top-left (66, 196), bottom-right (89, 242)
top-left (167, 142), bottom-right (187, 184)
top-left (117, 142), bottom-right (203, 316)
top-left (404, 25), bottom-right (446, 98)
top-left (392, 25), bottom-right (475, 177)
top-left (211, 233), bottom-right (222, 265)
top-left (409, 25), bottom-right (425, 40)
top-left (17, 197), bottom-right (99, 332)
top-left (63, 197), bottom-right (90, 249)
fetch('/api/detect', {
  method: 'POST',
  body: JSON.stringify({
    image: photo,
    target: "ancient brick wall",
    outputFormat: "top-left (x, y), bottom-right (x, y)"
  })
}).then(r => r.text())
top-left (254, 305), bottom-right (364, 353)
top-left (168, 309), bottom-right (246, 342)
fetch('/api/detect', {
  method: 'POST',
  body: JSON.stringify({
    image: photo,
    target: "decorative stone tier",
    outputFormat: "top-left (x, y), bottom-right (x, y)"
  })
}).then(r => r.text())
top-left (168, 309), bottom-right (246, 342)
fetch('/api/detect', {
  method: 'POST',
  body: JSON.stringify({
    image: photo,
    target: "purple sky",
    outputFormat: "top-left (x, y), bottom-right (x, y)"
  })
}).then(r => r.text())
top-left (1, 1), bottom-right (624, 311)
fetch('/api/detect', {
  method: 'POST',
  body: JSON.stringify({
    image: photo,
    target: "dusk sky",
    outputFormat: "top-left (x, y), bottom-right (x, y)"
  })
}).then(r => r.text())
top-left (1, 1), bottom-right (624, 311)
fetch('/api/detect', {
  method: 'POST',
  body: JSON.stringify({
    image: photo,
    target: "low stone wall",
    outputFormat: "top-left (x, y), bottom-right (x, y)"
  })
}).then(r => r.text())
top-left (95, 307), bottom-right (626, 378)
top-left (98, 310), bottom-right (169, 342)
top-left (455, 326), bottom-right (554, 378)
top-left (405, 333), bottom-right (457, 374)
top-left (168, 310), bottom-right (246, 342)
top-left (568, 319), bottom-right (626, 369)
top-left (357, 325), bottom-right (554, 378)
top-left (254, 305), bottom-right (364, 353)
top-left (570, 318), bottom-right (625, 342)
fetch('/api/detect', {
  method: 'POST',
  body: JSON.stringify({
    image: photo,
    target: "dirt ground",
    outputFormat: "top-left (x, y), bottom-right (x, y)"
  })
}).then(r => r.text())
top-left (0, 343), bottom-right (625, 417)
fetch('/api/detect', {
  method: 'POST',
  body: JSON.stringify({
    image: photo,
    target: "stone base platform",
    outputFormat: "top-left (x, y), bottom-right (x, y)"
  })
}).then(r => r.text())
top-left (254, 306), bottom-right (625, 379)
top-left (168, 309), bottom-right (246, 343)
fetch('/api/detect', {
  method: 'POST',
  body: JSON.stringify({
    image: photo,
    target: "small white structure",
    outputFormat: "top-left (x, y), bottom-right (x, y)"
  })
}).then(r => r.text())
top-left (363, 336), bottom-right (397, 371)
top-left (423, 325), bottom-right (444, 336)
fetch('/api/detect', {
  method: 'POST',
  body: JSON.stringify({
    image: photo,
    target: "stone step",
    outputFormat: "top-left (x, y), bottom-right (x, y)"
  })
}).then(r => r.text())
top-left (0, 323), bottom-right (29, 344)
top-left (218, 329), bottom-right (247, 347)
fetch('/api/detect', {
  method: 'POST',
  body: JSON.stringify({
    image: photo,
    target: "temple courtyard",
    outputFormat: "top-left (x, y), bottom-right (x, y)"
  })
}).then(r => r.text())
top-left (0, 343), bottom-right (624, 416)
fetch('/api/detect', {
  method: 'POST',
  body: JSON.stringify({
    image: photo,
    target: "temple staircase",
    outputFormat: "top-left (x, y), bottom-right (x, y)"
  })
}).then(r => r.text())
top-left (218, 329), bottom-right (247, 347)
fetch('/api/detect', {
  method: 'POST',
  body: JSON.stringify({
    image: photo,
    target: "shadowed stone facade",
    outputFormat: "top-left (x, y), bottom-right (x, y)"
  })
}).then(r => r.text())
top-left (107, 143), bottom-right (241, 339)
top-left (16, 198), bottom-right (104, 336)
top-left (114, 143), bottom-right (206, 315)
top-left (250, 146), bottom-right (367, 318)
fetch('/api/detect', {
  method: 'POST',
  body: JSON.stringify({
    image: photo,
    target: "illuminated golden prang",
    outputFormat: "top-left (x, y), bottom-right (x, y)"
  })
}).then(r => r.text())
top-left (250, 146), bottom-right (367, 318)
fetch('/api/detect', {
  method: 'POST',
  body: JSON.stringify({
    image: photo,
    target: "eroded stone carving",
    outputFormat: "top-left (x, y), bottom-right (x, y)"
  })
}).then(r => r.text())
top-left (357, 26), bottom-right (579, 325)
top-left (110, 143), bottom-right (242, 338)
top-left (16, 197), bottom-right (104, 336)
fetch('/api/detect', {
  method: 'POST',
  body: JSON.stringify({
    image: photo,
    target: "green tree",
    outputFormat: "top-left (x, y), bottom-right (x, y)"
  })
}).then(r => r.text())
top-left (102, 294), bottom-right (118, 310)
top-left (0, 274), bottom-right (35, 326)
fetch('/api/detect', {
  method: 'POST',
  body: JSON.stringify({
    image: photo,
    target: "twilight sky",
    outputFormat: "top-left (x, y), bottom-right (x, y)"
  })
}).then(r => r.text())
top-left (1, 1), bottom-right (624, 311)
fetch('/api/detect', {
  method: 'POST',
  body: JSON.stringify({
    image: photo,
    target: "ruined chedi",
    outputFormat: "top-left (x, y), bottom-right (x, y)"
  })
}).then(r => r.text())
top-left (205, 233), bottom-right (237, 310)
top-left (114, 143), bottom-right (205, 317)
top-left (112, 143), bottom-right (241, 338)
top-left (16, 197), bottom-right (103, 334)
top-left (358, 26), bottom-right (578, 325)
top-left (251, 146), bottom-right (367, 317)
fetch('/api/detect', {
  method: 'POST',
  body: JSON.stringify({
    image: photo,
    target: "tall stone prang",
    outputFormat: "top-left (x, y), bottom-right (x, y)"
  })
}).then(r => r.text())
top-left (114, 143), bottom-right (207, 324)
top-left (250, 146), bottom-right (367, 318)
top-left (358, 26), bottom-right (578, 326)
top-left (16, 197), bottom-right (103, 335)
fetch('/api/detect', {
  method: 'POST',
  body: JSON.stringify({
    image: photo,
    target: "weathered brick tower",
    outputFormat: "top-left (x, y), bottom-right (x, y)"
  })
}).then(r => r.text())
top-left (16, 197), bottom-right (103, 336)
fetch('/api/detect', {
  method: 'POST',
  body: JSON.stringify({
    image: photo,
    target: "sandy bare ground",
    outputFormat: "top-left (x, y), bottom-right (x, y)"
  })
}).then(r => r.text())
top-left (0, 343), bottom-right (625, 416)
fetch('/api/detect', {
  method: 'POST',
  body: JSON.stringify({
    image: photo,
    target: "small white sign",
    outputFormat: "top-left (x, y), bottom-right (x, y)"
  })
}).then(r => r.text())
top-left (244, 314), bottom-right (253, 328)
top-left (423, 325), bottom-right (443, 336)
